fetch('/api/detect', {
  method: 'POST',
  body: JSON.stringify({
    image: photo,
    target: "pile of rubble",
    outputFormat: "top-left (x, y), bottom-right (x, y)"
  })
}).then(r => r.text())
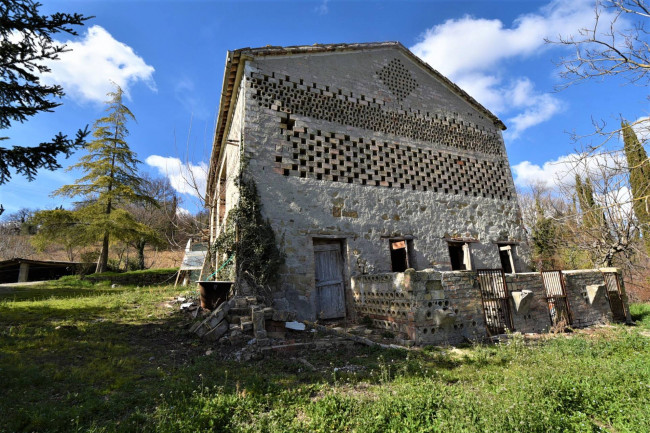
top-left (188, 295), bottom-right (300, 346)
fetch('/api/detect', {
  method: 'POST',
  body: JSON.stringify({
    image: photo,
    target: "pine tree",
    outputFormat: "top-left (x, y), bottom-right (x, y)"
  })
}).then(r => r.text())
top-left (0, 0), bottom-right (91, 187)
top-left (53, 86), bottom-right (156, 273)
top-left (622, 120), bottom-right (650, 253)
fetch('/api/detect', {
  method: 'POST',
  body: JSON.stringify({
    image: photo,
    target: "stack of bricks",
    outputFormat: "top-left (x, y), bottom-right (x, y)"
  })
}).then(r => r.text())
top-left (190, 295), bottom-right (297, 345)
top-left (504, 273), bottom-right (553, 333)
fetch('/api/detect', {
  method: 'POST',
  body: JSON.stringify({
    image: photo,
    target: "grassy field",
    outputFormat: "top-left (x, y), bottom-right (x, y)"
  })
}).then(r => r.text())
top-left (0, 278), bottom-right (649, 432)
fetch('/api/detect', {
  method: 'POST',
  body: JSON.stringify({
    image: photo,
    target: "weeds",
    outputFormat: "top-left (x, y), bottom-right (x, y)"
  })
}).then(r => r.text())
top-left (0, 279), bottom-right (649, 432)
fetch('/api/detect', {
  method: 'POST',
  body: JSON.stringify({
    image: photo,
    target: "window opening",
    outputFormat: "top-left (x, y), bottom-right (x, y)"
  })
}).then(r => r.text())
top-left (448, 242), bottom-right (472, 270)
top-left (390, 240), bottom-right (408, 272)
top-left (498, 244), bottom-right (515, 274)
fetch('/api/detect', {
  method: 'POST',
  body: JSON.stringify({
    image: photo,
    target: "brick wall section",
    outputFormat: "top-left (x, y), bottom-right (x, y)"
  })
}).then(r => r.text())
top-left (504, 273), bottom-right (552, 334)
top-left (352, 268), bottom-right (624, 345)
top-left (563, 270), bottom-right (612, 327)
top-left (352, 269), bottom-right (486, 345)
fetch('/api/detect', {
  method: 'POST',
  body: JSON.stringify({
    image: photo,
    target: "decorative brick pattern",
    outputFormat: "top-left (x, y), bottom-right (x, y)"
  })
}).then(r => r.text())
top-left (275, 124), bottom-right (514, 200)
top-left (378, 58), bottom-right (418, 101)
top-left (248, 72), bottom-right (504, 156)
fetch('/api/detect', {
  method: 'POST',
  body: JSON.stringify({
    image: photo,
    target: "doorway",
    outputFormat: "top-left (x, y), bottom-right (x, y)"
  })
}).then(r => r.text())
top-left (313, 239), bottom-right (346, 319)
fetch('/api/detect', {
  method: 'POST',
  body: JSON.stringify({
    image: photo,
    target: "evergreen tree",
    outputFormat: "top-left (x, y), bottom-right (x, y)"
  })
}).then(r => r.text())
top-left (0, 0), bottom-right (91, 187)
top-left (575, 174), bottom-right (604, 229)
top-left (622, 120), bottom-right (650, 252)
top-left (530, 198), bottom-right (558, 270)
top-left (52, 86), bottom-right (156, 273)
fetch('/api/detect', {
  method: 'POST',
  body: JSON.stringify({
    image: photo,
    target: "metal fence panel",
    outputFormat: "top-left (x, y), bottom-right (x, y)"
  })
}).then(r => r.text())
top-left (477, 269), bottom-right (514, 335)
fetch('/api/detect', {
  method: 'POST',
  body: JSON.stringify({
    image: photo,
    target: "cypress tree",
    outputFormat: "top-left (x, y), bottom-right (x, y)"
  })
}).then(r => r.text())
top-left (531, 198), bottom-right (558, 270)
top-left (622, 120), bottom-right (650, 252)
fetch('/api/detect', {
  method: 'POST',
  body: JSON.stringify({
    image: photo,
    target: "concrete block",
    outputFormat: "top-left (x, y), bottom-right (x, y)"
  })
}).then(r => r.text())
top-left (585, 284), bottom-right (606, 305)
top-left (511, 290), bottom-right (534, 315)
top-left (252, 310), bottom-right (266, 336)
top-left (203, 321), bottom-right (229, 341)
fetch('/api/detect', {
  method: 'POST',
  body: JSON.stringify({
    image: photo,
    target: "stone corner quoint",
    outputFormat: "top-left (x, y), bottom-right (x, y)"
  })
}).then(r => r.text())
top-left (205, 42), bottom-right (632, 345)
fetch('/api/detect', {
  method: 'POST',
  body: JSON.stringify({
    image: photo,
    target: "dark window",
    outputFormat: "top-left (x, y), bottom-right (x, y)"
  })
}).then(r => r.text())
top-left (448, 242), bottom-right (471, 270)
top-left (498, 245), bottom-right (516, 273)
top-left (390, 240), bottom-right (408, 272)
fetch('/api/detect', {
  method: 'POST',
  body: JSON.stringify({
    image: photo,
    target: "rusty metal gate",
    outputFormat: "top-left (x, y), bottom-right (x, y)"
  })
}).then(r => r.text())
top-left (541, 270), bottom-right (572, 326)
top-left (602, 272), bottom-right (627, 322)
top-left (477, 269), bottom-right (514, 335)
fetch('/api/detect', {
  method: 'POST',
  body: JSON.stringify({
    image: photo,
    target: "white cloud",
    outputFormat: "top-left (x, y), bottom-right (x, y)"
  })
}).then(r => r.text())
top-left (145, 155), bottom-right (207, 198)
top-left (512, 152), bottom-right (625, 188)
top-left (176, 207), bottom-right (191, 216)
top-left (42, 25), bottom-right (156, 103)
top-left (409, 0), bottom-right (616, 139)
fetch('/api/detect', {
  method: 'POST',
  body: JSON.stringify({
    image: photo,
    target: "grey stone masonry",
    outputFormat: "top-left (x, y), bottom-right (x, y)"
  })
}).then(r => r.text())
top-left (563, 270), bottom-right (612, 328)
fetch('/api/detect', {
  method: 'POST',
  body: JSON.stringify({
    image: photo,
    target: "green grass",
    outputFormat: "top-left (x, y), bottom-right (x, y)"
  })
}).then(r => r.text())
top-left (1, 278), bottom-right (649, 432)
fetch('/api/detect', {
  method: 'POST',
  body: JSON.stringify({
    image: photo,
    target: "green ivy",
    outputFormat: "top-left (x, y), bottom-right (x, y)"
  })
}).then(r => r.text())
top-left (212, 175), bottom-right (284, 289)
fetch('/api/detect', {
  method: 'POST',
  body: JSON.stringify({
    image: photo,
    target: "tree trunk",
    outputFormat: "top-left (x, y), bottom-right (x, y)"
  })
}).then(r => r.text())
top-left (136, 239), bottom-right (146, 270)
top-left (96, 232), bottom-right (110, 273)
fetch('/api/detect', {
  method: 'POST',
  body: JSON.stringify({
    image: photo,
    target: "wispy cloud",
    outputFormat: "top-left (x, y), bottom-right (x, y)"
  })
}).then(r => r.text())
top-left (42, 25), bottom-right (156, 104)
top-left (145, 155), bottom-right (207, 198)
top-left (174, 77), bottom-right (210, 119)
top-left (410, 0), bottom-right (617, 140)
top-left (314, 0), bottom-right (329, 15)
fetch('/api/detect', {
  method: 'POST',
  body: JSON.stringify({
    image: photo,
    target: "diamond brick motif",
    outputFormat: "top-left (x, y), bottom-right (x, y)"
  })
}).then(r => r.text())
top-left (378, 58), bottom-right (418, 101)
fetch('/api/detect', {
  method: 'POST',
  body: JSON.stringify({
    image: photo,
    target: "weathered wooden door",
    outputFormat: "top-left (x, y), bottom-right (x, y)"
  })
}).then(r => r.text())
top-left (314, 241), bottom-right (345, 319)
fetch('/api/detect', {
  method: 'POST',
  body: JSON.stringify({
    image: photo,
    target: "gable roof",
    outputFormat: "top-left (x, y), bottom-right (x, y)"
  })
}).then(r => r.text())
top-left (207, 41), bottom-right (506, 202)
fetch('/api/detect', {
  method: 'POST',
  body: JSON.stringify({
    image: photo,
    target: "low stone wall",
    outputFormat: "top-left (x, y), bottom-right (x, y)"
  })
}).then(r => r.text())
top-left (351, 268), bottom-right (626, 345)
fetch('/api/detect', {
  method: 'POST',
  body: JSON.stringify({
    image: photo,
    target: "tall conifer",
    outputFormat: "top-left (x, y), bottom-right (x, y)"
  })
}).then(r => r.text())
top-left (622, 120), bottom-right (650, 252)
top-left (53, 86), bottom-right (155, 272)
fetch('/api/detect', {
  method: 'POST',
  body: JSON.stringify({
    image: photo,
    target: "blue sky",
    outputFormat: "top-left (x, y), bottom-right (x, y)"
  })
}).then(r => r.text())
top-left (1, 0), bottom-right (647, 215)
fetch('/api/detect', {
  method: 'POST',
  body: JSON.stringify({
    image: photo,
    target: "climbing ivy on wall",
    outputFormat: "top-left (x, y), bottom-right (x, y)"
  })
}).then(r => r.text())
top-left (212, 172), bottom-right (284, 289)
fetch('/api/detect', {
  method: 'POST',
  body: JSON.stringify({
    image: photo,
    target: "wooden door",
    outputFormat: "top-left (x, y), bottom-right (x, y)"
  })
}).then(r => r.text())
top-left (314, 241), bottom-right (345, 319)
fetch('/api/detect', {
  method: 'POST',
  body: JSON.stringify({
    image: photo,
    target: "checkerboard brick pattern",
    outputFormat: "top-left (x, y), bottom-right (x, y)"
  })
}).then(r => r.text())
top-left (274, 124), bottom-right (514, 200)
top-left (248, 70), bottom-right (505, 157)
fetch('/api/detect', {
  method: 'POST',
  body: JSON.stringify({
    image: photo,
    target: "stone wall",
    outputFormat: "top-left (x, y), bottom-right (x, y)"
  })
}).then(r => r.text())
top-left (238, 48), bottom-right (531, 319)
top-left (563, 270), bottom-right (613, 327)
top-left (351, 268), bottom-right (625, 345)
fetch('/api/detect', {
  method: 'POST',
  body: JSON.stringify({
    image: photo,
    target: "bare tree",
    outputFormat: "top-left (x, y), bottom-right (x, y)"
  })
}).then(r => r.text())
top-left (121, 173), bottom-right (178, 269)
top-left (552, 0), bottom-right (650, 86)
top-left (549, 1), bottom-right (650, 153)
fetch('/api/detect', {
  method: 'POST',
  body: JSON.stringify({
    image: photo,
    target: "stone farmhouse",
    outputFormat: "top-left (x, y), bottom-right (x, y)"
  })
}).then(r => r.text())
top-left (206, 42), bottom-right (631, 345)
